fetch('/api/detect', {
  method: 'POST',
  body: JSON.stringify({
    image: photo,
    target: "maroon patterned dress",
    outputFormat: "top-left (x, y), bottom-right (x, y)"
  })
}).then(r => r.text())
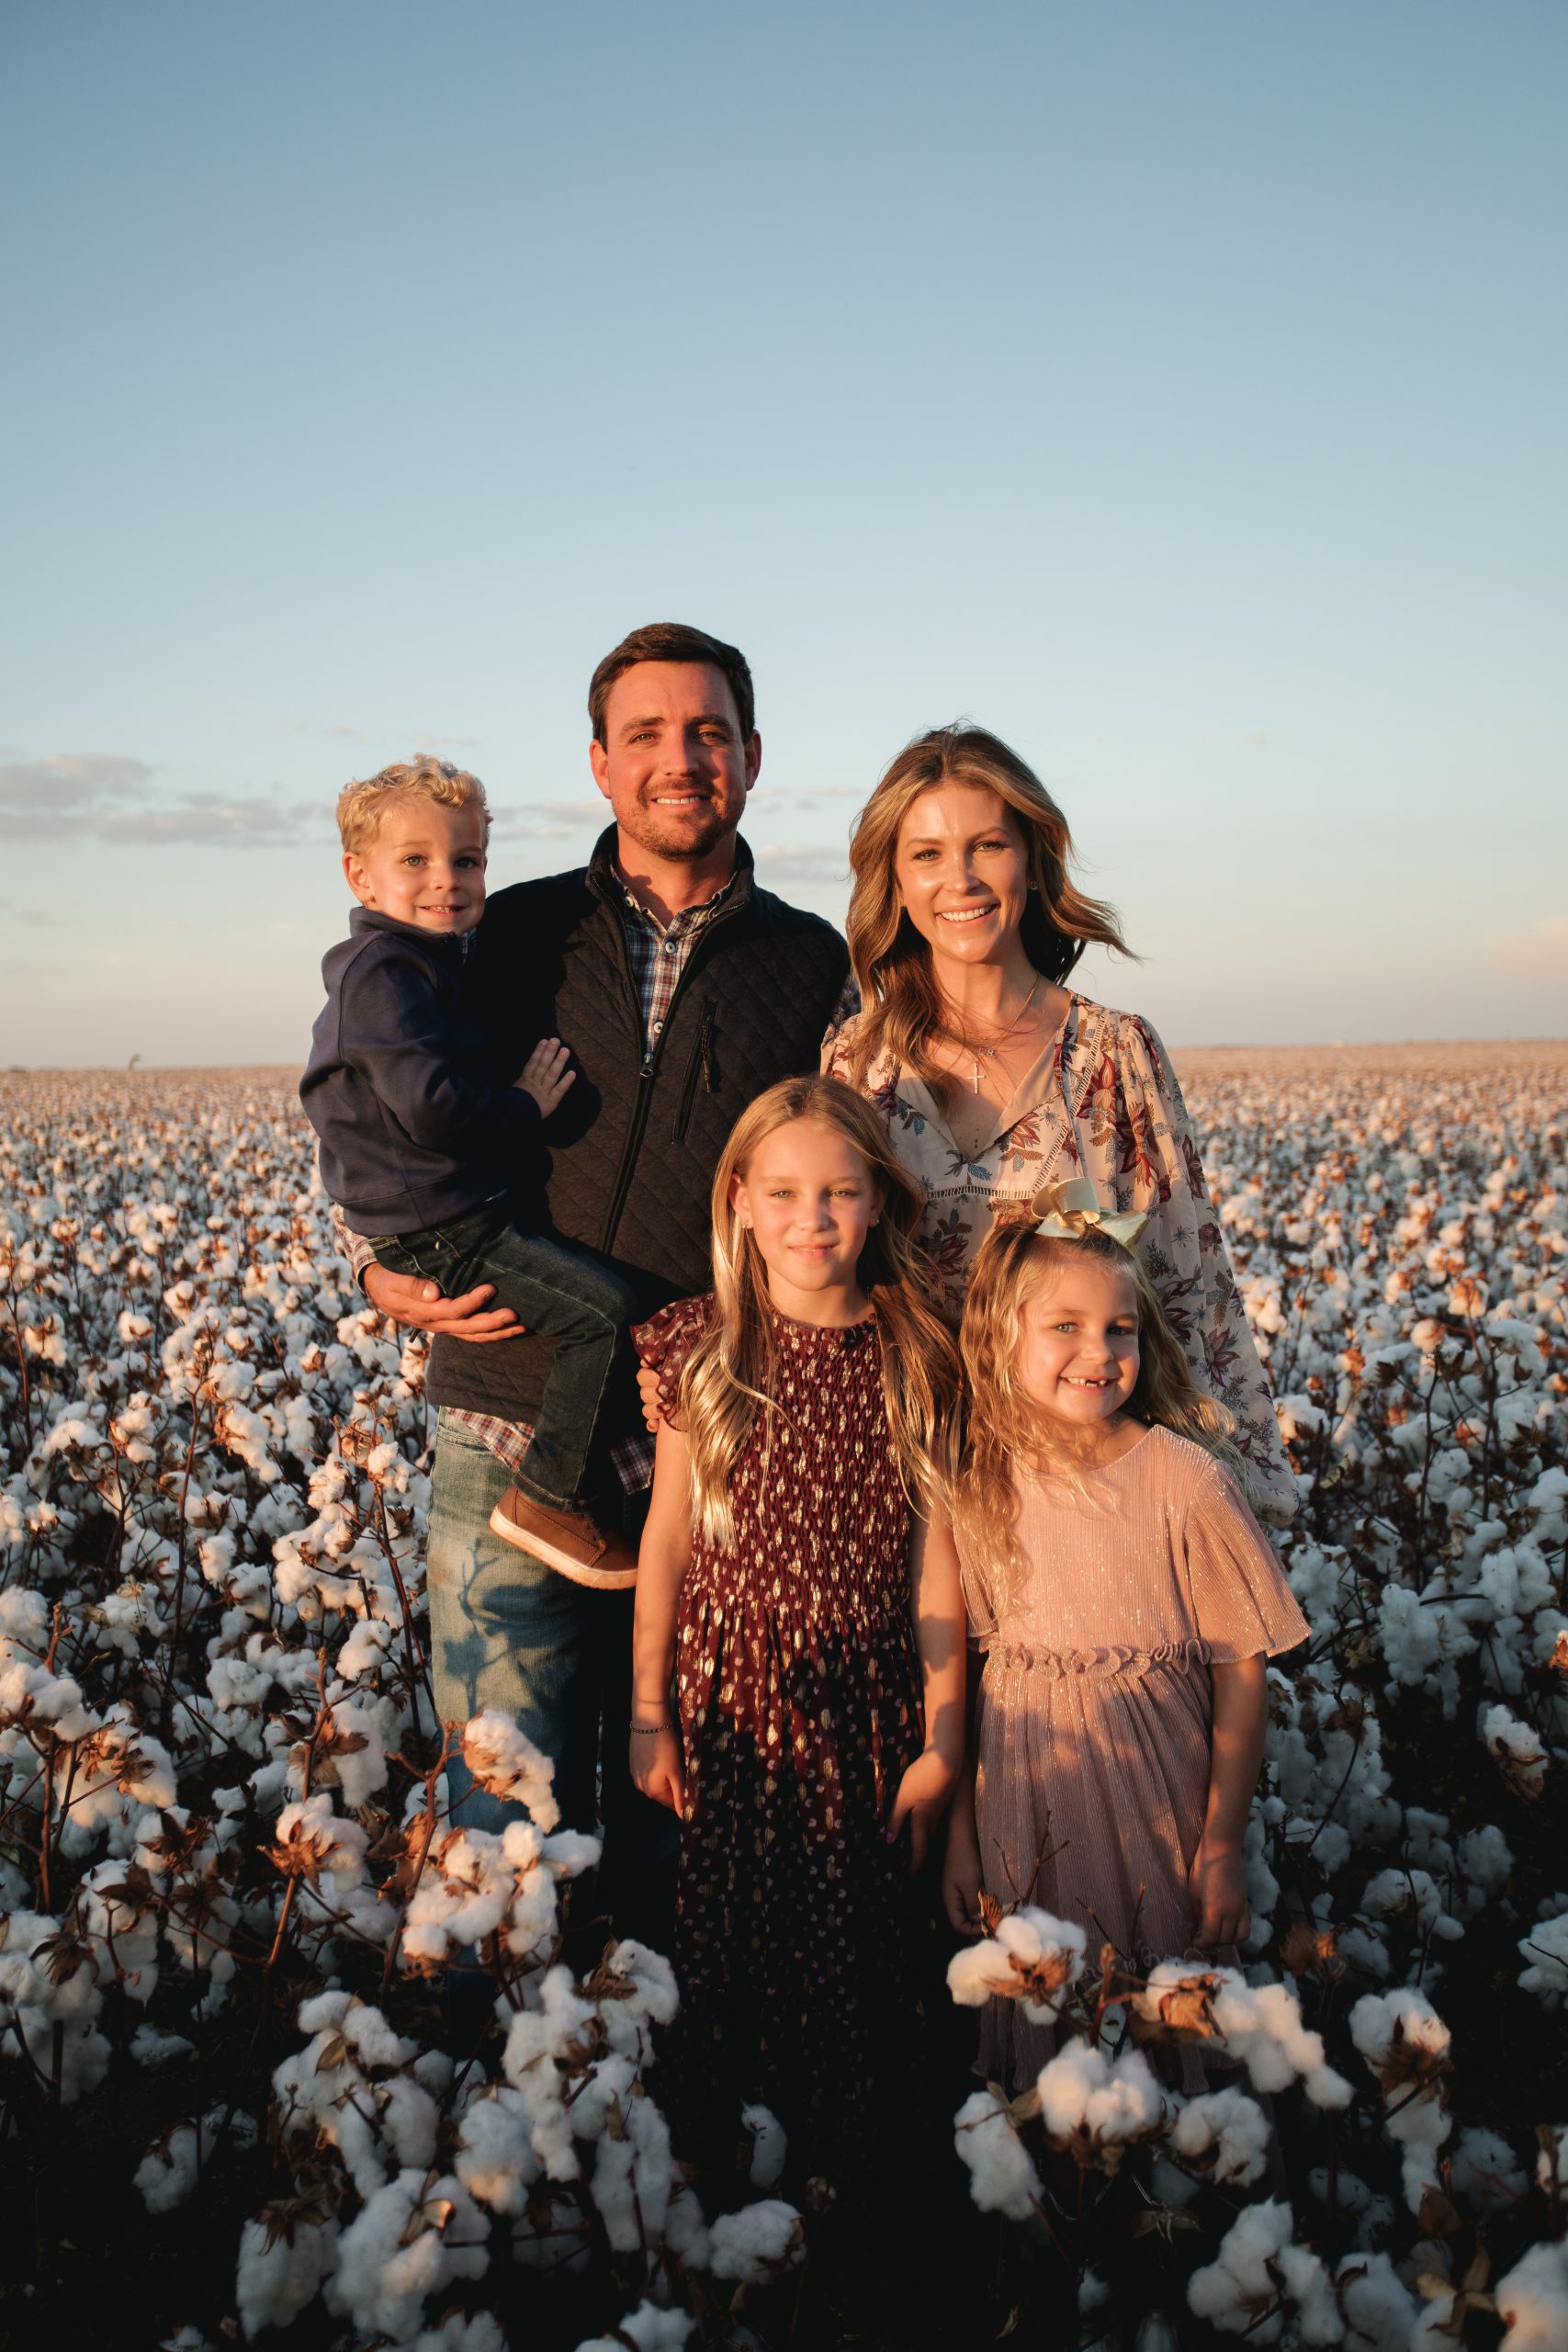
top-left (635, 1294), bottom-right (930, 2181)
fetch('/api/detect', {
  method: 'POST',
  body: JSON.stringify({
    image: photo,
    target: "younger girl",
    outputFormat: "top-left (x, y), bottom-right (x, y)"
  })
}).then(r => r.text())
top-left (629, 1075), bottom-right (964, 2179)
top-left (941, 1190), bottom-right (1308, 2086)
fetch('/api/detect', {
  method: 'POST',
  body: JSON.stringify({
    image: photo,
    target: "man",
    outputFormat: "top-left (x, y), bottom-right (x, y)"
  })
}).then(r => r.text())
top-left (355, 622), bottom-right (852, 1928)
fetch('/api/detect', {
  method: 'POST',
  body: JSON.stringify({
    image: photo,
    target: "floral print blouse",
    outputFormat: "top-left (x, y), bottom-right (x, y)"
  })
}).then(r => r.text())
top-left (823, 991), bottom-right (1296, 1525)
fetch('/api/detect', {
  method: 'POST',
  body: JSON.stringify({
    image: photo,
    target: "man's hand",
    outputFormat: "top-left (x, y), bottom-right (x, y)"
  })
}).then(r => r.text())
top-left (637, 1363), bottom-right (665, 1433)
top-left (363, 1261), bottom-right (525, 1342)
top-left (515, 1037), bottom-right (575, 1119)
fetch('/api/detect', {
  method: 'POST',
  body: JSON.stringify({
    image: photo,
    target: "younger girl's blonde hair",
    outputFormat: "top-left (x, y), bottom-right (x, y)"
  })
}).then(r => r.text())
top-left (953, 1216), bottom-right (1237, 1614)
top-left (336, 756), bottom-right (491, 856)
top-left (677, 1075), bottom-right (960, 1550)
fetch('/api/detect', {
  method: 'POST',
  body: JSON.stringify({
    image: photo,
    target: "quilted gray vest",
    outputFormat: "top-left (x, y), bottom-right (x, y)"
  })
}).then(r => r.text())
top-left (428, 831), bottom-right (851, 1427)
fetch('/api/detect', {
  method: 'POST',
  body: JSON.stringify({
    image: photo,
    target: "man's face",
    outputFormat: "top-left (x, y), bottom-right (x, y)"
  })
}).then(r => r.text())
top-left (589, 661), bottom-right (761, 863)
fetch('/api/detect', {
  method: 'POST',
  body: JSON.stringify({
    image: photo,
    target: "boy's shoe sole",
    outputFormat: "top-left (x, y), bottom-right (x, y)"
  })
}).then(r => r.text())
top-left (489, 1490), bottom-right (639, 1591)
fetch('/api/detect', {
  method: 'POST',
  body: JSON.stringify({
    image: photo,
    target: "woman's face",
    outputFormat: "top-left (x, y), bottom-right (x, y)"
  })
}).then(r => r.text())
top-left (891, 783), bottom-right (1032, 970)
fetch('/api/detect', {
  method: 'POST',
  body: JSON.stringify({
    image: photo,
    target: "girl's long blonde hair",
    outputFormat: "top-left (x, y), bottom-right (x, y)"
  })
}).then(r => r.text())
top-left (679, 1075), bottom-right (960, 1550)
top-left (842, 726), bottom-right (1131, 1096)
top-left (952, 1216), bottom-right (1237, 1619)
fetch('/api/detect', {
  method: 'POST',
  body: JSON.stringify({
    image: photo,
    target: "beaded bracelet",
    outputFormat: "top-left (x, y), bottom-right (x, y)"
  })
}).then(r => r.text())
top-left (629, 1722), bottom-right (670, 1736)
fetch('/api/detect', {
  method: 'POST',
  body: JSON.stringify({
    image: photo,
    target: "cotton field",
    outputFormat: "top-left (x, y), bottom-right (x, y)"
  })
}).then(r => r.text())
top-left (1, 1046), bottom-right (1564, 2352)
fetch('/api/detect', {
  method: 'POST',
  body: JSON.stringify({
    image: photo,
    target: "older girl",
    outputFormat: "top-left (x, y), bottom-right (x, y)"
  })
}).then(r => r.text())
top-left (629, 1075), bottom-right (964, 2177)
top-left (825, 725), bottom-right (1295, 1523)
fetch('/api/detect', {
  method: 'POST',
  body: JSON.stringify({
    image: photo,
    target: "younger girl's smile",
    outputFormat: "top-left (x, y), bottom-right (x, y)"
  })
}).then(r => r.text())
top-left (1016, 1258), bottom-right (1142, 1430)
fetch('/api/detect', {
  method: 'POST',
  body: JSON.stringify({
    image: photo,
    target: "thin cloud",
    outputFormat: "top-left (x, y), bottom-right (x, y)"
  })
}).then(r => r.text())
top-left (0, 754), bottom-right (327, 846)
top-left (0, 753), bottom-right (152, 808)
top-left (490, 800), bottom-right (605, 841)
top-left (752, 842), bottom-right (852, 888)
top-left (413, 731), bottom-right (482, 750)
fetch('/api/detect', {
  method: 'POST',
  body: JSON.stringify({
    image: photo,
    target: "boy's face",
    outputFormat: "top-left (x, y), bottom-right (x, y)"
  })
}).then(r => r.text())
top-left (343, 797), bottom-right (487, 934)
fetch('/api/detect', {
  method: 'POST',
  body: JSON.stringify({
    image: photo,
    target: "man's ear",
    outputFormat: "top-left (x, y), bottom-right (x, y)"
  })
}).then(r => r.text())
top-left (588, 737), bottom-right (614, 801)
top-left (743, 730), bottom-right (761, 791)
top-left (343, 850), bottom-right (374, 906)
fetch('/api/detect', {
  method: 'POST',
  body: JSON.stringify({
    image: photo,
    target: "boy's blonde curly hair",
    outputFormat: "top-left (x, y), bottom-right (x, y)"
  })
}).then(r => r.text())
top-left (335, 757), bottom-right (491, 855)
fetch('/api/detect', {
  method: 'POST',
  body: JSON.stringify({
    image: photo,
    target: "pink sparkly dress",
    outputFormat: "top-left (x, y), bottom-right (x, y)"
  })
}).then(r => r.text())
top-left (954, 1425), bottom-right (1308, 2085)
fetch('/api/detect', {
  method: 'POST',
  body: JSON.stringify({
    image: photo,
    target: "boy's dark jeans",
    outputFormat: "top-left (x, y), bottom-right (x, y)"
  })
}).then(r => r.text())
top-left (371, 1200), bottom-right (637, 1513)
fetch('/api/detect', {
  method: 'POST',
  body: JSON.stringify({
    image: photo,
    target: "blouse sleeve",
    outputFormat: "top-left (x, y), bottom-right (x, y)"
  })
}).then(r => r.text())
top-left (631, 1294), bottom-right (715, 1431)
top-left (1181, 1459), bottom-right (1311, 1662)
top-left (1112, 1016), bottom-right (1298, 1527)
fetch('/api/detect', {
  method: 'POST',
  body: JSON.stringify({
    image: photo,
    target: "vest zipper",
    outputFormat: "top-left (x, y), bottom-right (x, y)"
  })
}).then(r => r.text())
top-left (671, 1000), bottom-right (717, 1144)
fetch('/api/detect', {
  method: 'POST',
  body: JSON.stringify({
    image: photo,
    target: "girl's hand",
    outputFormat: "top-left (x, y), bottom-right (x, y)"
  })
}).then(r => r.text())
top-left (637, 1363), bottom-right (665, 1434)
top-left (629, 1721), bottom-right (684, 1817)
top-left (941, 1802), bottom-right (985, 1938)
top-left (516, 1038), bottom-right (575, 1118)
top-left (886, 1747), bottom-right (957, 1873)
top-left (1189, 1838), bottom-right (1249, 1949)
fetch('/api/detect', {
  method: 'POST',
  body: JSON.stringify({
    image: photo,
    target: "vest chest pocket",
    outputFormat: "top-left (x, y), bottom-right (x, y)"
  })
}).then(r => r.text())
top-left (671, 998), bottom-right (718, 1143)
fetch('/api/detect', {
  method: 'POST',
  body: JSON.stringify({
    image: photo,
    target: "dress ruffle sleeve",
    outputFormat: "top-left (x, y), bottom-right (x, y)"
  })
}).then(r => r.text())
top-left (1180, 1459), bottom-right (1311, 1662)
top-left (1111, 1016), bottom-right (1298, 1528)
top-left (632, 1293), bottom-right (715, 1432)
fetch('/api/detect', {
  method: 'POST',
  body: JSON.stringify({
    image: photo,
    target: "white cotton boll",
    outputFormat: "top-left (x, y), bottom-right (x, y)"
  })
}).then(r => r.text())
top-left (1518, 1913), bottom-right (1568, 2005)
top-left (1336, 1927), bottom-right (1390, 1982)
top-left (1348, 1987), bottom-right (1450, 2073)
top-left (1482, 1702), bottom-right (1549, 1797)
top-left (742, 2103), bottom-right (787, 2189)
top-left (1456, 1823), bottom-right (1514, 1905)
top-left (131, 2024), bottom-right (195, 2066)
top-left (541, 1826), bottom-right (602, 1878)
top-left (575, 2303), bottom-right (694, 2352)
top-left (1495, 2240), bottom-right (1568, 2352)
top-left (1170, 2086), bottom-right (1272, 2185)
top-left (662, 2178), bottom-right (711, 2269)
top-left (235, 2212), bottom-right (339, 2339)
top-left (1359, 1869), bottom-right (1464, 1946)
top-left (324, 2169), bottom-right (489, 2340)
top-left (1450, 2126), bottom-right (1528, 2213)
top-left (1334, 2250), bottom-right (1417, 2349)
top-left (600, 1939), bottom-right (680, 2029)
top-left (1078, 2267), bottom-right (1109, 2312)
top-left (405, 2316), bottom-right (507, 2352)
top-left (378, 2071), bottom-right (439, 2172)
top-left (953, 2089), bottom-right (1042, 2221)
top-left (592, 2091), bottom-right (674, 2252)
top-left (1187, 2198), bottom-right (1296, 2339)
top-left (135, 2109), bottom-right (233, 2212)
top-left (947, 1905), bottom-right (1089, 2023)
top-left (707, 2199), bottom-right (804, 2281)
top-left (456, 2087), bottom-right (542, 2213)
top-left (462, 1711), bottom-right (560, 1832)
top-left (1035, 2041), bottom-right (1164, 2148)
top-left (336, 1617), bottom-right (394, 1681)
top-left (1191, 1970), bottom-right (1352, 2109)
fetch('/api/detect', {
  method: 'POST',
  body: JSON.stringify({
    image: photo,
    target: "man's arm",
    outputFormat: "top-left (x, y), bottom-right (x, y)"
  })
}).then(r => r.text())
top-left (329, 1202), bottom-right (525, 1343)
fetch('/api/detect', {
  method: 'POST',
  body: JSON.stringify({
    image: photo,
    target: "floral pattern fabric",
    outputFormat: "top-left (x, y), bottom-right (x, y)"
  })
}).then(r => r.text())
top-left (823, 992), bottom-right (1296, 1524)
top-left (633, 1294), bottom-right (931, 2181)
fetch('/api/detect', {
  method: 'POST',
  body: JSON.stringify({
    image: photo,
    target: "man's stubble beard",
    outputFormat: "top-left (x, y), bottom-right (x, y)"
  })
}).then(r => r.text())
top-left (618, 794), bottom-right (737, 865)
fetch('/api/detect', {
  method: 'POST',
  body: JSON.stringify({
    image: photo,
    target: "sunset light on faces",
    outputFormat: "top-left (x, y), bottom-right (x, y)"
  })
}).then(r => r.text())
top-left (341, 798), bottom-right (488, 935)
top-left (588, 659), bottom-right (761, 870)
top-left (728, 1116), bottom-right (883, 1329)
top-left (1016, 1255), bottom-right (1145, 1457)
top-left (893, 783), bottom-right (1036, 970)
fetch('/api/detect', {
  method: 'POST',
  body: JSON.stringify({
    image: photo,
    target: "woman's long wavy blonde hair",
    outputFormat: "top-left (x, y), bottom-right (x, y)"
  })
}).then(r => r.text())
top-left (952, 1216), bottom-right (1237, 1623)
top-left (842, 726), bottom-right (1131, 1095)
top-left (679, 1075), bottom-right (960, 1550)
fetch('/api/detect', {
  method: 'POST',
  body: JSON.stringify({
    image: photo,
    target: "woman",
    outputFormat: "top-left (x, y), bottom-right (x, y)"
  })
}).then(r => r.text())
top-left (823, 725), bottom-right (1294, 1524)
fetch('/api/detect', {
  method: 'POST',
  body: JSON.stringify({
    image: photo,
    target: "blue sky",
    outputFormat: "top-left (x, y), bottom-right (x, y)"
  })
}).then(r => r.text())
top-left (3, 0), bottom-right (1563, 1063)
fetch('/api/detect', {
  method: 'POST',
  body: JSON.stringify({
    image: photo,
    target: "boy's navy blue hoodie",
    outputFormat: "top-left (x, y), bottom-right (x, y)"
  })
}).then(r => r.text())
top-left (299, 905), bottom-right (537, 1236)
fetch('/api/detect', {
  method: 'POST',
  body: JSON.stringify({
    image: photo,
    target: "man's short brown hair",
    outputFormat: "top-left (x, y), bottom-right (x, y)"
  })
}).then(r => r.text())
top-left (587, 622), bottom-right (755, 747)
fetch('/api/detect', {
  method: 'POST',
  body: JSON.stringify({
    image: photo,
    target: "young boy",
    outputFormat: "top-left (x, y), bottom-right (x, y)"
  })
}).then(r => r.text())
top-left (300, 757), bottom-right (638, 1589)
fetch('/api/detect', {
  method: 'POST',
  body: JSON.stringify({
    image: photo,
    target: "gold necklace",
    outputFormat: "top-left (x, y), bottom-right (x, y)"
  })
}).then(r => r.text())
top-left (940, 978), bottom-right (1043, 1094)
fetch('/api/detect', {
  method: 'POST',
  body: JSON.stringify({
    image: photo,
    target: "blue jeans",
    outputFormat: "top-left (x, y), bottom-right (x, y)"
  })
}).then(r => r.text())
top-left (375, 1203), bottom-right (637, 1511)
top-left (425, 1408), bottom-right (676, 1938)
